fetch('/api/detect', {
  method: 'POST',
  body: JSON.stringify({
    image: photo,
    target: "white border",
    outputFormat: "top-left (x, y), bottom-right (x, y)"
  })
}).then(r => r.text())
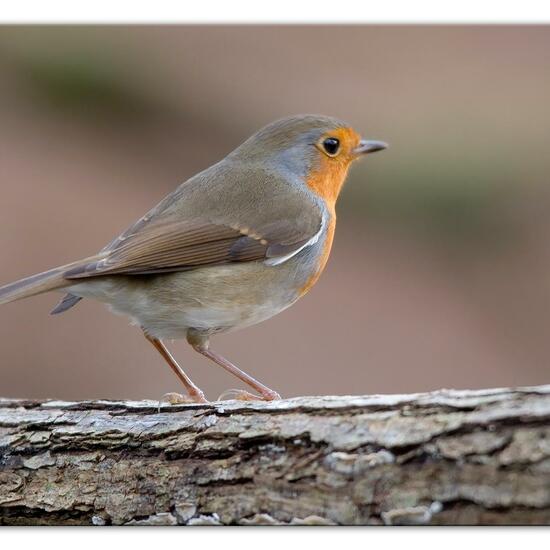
top-left (1, 1), bottom-right (549, 542)
top-left (1, 0), bottom-right (550, 23)
top-left (2, 527), bottom-right (549, 547)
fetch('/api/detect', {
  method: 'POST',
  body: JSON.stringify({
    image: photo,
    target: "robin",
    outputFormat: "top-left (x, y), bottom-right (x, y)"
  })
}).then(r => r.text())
top-left (0, 115), bottom-right (387, 403)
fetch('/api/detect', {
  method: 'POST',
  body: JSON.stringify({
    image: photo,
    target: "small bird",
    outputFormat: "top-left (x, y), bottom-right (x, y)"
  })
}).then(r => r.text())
top-left (0, 115), bottom-right (387, 403)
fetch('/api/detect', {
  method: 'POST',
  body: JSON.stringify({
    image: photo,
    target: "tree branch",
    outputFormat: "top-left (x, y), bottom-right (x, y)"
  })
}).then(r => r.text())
top-left (1, 385), bottom-right (550, 525)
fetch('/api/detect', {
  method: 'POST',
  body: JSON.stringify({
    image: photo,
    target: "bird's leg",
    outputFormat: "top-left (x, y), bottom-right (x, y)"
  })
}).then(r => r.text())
top-left (143, 331), bottom-right (208, 404)
top-left (187, 330), bottom-right (281, 402)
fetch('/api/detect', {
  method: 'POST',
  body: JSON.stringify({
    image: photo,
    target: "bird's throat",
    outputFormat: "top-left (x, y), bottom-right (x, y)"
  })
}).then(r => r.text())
top-left (306, 158), bottom-right (350, 207)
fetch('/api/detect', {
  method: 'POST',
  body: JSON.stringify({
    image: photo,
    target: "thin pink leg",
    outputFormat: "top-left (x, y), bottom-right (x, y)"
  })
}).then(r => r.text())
top-left (191, 344), bottom-right (281, 401)
top-left (144, 331), bottom-right (207, 403)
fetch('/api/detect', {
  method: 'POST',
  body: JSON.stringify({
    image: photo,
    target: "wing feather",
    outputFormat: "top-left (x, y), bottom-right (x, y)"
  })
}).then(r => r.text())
top-left (64, 216), bottom-right (322, 279)
top-left (64, 164), bottom-right (325, 280)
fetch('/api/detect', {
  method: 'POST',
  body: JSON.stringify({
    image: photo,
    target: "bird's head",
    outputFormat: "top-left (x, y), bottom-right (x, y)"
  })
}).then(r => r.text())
top-left (229, 114), bottom-right (387, 205)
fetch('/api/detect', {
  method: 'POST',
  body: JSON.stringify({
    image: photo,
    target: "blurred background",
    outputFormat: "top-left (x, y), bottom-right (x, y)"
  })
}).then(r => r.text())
top-left (0, 25), bottom-right (549, 401)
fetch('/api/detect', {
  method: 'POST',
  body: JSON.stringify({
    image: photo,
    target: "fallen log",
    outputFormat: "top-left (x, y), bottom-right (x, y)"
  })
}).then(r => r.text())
top-left (1, 385), bottom-right (550, 525)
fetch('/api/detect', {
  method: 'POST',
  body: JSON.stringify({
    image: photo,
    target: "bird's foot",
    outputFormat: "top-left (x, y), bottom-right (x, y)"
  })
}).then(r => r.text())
top-left (158, 391), bottom-right (209, 410)
top-left (217, 388), bottom-right (281, 402)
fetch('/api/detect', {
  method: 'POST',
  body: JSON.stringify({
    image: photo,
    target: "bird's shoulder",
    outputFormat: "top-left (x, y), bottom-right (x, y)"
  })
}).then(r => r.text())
top-left (106, 159), bottom-right (326, 253)
top-left (64, 160), bottom-right (329, 279)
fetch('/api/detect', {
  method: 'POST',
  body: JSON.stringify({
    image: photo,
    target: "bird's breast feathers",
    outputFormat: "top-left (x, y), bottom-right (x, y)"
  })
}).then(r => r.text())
top-left (68, 220), bottom-right (334, 339)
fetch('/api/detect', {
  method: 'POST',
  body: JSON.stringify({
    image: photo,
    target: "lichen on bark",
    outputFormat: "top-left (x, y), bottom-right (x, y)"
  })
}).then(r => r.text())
top-left (1, 385), bottom-right (550, 525)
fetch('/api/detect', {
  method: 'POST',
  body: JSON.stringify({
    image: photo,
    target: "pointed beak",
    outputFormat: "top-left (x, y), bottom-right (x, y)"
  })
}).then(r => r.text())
top-left (353, 139), bottom-right (388, 156)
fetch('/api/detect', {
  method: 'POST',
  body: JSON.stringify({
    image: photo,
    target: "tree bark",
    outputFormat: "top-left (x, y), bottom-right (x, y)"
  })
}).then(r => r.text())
top-left (1, 385), bottom-right (550, 525)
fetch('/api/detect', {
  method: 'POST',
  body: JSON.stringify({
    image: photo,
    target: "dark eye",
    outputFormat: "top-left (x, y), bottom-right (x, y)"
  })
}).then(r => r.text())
top-left (322, 137), bottom-right (340, 156)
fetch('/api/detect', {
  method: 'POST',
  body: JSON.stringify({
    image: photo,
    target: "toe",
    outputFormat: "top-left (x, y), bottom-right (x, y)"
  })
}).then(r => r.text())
top-left (159, 392), bottom-right (209, 406)
top-left (217, 389), bottom-right (262, 401)
top-left (217, 388), bottom-right (281, 402)
top-left (263, 389), bottom-right (281, 401)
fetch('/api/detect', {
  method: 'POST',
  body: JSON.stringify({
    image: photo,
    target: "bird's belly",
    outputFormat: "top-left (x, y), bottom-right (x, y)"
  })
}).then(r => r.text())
top-left (171, 299), bottom-right (291, 337)
top-left (68, 258), bottom-right (313, 340)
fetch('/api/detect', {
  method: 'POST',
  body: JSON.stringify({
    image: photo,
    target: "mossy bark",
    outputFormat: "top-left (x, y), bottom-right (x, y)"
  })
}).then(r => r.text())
top-left (1, 386), bottom-right (550, 525)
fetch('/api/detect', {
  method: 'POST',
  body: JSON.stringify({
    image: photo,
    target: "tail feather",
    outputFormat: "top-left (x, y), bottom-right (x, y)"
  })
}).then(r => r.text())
top-left (50, 293), bottom-right (82, 315)
top-left (0, 255), bottom-right (100, 306)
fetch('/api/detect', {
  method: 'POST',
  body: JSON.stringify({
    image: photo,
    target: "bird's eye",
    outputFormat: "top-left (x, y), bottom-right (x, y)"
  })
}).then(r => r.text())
top-left (322, 137), bottom-right (340, 157)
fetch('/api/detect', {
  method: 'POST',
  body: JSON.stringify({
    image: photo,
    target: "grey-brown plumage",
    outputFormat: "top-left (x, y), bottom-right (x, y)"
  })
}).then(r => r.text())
top-left (0, 114), bottom-right (387, 401)
top-left (1, 117), bottom-right (328, 306)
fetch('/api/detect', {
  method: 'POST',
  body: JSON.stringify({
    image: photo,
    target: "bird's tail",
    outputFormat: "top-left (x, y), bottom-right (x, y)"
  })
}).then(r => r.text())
top-left (0, 256), bottom-right (100, 306)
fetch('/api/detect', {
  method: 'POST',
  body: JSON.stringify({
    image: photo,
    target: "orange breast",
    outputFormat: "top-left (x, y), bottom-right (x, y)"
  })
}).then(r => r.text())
top-left (298, 127), bottom-right (360, 297)
top-left (298, 210), bottom-right (336, 297)
top-left (298, 158), bottom-right (349, 297)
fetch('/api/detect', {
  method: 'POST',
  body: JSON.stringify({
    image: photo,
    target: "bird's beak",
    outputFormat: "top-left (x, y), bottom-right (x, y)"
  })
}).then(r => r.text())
top-left (353, 139), bottom-right (388, 156)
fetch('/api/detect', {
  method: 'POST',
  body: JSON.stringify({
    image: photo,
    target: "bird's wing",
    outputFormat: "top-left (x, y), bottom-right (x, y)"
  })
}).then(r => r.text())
top-left (64, 216), bottom-right (321, 278)
top-left (64, 167), bottom-right (324, 279)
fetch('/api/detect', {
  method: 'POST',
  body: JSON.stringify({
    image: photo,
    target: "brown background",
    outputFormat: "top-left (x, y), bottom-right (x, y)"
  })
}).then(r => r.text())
top-left (1, 26), bottom-right (549, 401)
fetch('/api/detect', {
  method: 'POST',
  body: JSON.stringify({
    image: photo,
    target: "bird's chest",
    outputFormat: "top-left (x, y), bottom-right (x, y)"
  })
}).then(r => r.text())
top-left (178, 256), bottom-right (320, 331)
top-left (297, 215), bottom-right (336, 297)
top-left (149, 232), bottom-right (331, 336)
top-left (73, 225), bottom-right (334, 339)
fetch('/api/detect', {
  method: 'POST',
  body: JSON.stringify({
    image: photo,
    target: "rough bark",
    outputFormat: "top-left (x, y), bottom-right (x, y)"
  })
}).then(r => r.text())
top-left (1, 385), bottom-right (550, 525)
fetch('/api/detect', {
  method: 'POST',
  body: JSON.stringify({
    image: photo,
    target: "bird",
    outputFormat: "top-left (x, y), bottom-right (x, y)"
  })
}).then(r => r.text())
top-left (0, 114), bottom-right (387, 403)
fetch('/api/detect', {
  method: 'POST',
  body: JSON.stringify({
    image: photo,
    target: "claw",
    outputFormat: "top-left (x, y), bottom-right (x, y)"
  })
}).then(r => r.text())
top-left (157, 392), bottom-right (208, 412)
top-left (217, 388), bottom-right (278, 402)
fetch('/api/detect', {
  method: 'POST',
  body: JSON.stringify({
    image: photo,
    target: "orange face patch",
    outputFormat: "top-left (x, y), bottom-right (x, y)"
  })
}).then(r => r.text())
top-left (307, 126), bottom-right (362, 206)
top-left (299, 127), bottom-right (362, 297)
